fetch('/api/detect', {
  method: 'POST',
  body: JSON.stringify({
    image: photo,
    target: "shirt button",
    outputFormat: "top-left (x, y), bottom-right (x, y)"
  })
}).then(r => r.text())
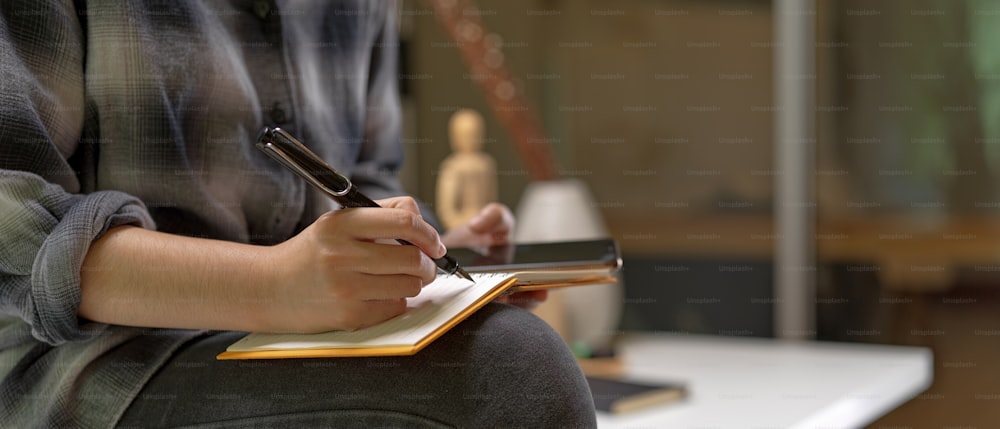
top-left (269, 102), bottom-right (289, 124)
top-left (253, 0), bottom-right (271, 20)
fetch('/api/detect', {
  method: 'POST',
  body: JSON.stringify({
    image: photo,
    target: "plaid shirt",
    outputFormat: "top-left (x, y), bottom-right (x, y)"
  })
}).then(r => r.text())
top-left (0, 0), bottom-right (405, 425)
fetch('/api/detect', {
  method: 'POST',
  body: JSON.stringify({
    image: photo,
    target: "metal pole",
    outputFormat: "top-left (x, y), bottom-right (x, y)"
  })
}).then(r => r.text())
top-left (774, 0), bottom-right (816, 340)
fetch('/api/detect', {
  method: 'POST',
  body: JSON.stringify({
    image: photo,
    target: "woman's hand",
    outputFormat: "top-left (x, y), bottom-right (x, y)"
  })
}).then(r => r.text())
top-left (441, 203), bottom-right (547, 310)
top-left (440, 202), bottom-right (514, 249)
top-left (265, 197), bottom-right (444, 333)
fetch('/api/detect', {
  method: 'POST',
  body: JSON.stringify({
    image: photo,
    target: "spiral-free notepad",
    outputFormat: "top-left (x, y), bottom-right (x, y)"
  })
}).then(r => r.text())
top-left (217, 269), bottom-right (616, 359)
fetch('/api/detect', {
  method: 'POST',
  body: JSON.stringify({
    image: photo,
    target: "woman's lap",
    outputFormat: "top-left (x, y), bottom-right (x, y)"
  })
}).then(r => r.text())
top-left (116, 303), bottom-right (596, 428)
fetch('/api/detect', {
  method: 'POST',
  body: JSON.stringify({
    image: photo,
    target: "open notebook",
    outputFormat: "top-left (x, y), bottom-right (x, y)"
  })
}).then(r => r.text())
top-left (217, 270), bottom-right (616, 360)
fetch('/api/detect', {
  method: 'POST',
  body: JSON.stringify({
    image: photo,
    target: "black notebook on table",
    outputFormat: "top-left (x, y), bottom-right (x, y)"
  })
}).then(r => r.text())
top-left (586, 376), bottom-right (687, 414)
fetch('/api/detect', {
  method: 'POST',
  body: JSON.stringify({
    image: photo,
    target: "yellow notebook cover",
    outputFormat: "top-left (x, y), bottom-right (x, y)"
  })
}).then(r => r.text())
top-left (217, 270), bottom-right (615, 360)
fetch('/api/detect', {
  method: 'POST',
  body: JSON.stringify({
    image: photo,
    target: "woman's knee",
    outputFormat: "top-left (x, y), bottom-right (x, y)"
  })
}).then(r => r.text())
top-left (445, 304), bottom-right (597, 427)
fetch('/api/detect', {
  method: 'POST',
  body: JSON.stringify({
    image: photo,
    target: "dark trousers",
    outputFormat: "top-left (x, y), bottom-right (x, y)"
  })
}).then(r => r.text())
top-left (116, 303), bottom-right (597, 428)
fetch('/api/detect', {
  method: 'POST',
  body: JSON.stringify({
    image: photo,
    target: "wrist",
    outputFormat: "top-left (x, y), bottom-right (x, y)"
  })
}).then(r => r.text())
top-left (242, 242), bottom-right (288, 333)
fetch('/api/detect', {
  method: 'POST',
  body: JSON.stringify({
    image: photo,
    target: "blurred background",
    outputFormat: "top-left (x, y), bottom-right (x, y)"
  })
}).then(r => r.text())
top-left (395, 0), bottom-right (1000, 425)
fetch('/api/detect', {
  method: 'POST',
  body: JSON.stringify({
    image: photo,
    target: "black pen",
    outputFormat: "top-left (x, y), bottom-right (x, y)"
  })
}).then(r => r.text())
top-left (256, 126), bottom-right (474, 282)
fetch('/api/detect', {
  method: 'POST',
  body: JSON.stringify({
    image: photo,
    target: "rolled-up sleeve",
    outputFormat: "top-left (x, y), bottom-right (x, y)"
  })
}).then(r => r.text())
top-left (0, 1), bottom-right (154, 345)
top-left (1, 173), bottom-right (154, 344)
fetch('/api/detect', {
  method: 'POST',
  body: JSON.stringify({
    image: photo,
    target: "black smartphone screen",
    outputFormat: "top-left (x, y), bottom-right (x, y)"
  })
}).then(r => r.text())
top-left (448, 239), bottom-right (621, 272)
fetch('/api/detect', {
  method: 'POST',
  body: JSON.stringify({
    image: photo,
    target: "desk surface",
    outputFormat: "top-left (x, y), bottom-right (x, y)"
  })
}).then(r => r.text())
top-left (608, 213), bottom-right (1000, 291)
top-left (596, 334), bottom-right (933, 429)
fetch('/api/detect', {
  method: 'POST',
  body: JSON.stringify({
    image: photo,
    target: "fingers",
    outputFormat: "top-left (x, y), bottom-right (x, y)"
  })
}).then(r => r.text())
top-left (335, 242), bottom-right (438, 284)
top-left (332, 273), bottom-right (425, 301)
top-left (375, 196), bottom-right (422, 216)
top-left (496, 290), bottom-right (548, 310)
top-left (274, 197), bottom-right (448, 333)
top-left (292, 197), bottom-right (446, 332)
top-left (466, 203), bottom-right (514, 244)
top-left (319, 205), bottom-right (445, 259)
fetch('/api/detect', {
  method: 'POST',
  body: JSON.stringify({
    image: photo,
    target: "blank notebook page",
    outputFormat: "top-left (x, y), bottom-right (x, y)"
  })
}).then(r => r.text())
top-left (225, 272), bottom-right (511, 352)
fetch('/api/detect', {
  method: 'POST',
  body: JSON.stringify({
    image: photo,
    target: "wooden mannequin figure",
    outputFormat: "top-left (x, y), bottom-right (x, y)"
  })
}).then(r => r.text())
top-left (437, 109), bottom-right (498, 231)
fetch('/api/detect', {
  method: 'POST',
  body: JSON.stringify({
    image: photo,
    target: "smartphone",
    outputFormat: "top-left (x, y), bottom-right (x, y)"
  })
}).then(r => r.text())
top-left (447, 238), bottom-right (622, 273)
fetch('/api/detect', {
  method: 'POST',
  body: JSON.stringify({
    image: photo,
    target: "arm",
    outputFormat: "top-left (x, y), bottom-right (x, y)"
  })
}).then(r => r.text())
top-left (80, 197), bottom-right (445, 333)
top-left (0, 2), bottom-right (150, 345)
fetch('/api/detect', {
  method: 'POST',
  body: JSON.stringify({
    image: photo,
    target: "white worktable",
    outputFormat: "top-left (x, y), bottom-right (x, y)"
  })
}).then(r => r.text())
top-left (596, 333), bottom-right (933, 429)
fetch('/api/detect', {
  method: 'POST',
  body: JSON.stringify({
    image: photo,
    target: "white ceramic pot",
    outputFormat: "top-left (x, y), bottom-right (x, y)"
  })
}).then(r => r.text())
top-left (514, 179), bottom-right (623, 353)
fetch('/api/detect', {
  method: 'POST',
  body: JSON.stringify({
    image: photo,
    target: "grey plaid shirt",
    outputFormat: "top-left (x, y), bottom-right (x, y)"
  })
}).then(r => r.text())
top-left (0, 1), bottom-right (407, 426)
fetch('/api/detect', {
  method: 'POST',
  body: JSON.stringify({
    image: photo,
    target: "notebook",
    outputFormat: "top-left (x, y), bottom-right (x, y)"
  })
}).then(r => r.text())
top-left (217, 269), bottom-right (616, 360)
top-left (586, 376), bottom-right (687, 414)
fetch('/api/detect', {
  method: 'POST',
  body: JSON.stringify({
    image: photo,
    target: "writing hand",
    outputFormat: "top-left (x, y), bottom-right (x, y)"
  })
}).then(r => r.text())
top-left (265, 196), bottom-right (445, 333)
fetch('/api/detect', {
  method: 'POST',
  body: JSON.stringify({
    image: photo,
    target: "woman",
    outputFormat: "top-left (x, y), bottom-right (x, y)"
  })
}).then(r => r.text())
top-left (0, 1), bottom-right (594, 427)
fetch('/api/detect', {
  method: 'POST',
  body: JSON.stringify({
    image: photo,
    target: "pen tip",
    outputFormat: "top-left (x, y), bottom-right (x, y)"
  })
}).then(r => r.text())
top-left (456, 268), bottom-right (474, 282)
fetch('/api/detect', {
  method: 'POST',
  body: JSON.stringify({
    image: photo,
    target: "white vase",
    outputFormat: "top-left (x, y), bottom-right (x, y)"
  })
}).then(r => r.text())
top-left (514, 179), bottom-right (623, 353)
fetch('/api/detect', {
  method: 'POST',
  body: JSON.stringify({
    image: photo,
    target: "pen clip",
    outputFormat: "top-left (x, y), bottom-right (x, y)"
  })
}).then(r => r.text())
top-left (256, 127), bottom-right (353, 198)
